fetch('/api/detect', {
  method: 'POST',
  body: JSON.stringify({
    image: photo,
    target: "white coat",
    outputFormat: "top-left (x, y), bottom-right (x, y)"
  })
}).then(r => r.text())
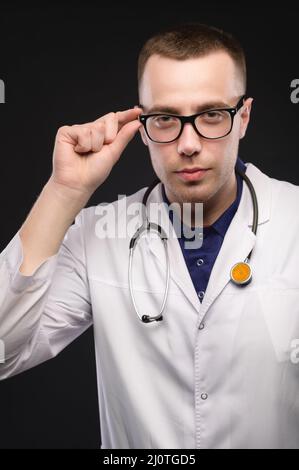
top-left (1, 161), bottom-right (299, 449)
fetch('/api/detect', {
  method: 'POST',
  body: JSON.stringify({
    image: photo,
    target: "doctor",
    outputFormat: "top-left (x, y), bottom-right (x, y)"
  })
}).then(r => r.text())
top-left (1, 22), bottom-right (299, 449)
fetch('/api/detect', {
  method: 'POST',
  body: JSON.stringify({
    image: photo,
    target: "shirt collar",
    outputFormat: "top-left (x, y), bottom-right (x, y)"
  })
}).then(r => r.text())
top-left (161, 156), bottom-right (247, 239)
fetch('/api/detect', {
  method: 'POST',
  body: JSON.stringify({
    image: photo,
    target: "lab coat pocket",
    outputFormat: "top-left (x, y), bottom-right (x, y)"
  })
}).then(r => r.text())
top-left (259, 286), bottom-right (299, 363)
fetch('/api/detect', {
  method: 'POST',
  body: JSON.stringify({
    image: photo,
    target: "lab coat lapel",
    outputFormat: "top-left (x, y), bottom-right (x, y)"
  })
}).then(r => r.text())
top-left (199, 212), bottom-right (256, 318)
top-left (199, 163), bottom-right (271, 320)
top-left (145, 163), bottom-right (271, 318)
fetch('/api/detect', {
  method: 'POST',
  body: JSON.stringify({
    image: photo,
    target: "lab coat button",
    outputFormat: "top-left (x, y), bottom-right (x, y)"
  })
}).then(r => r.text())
top-left (199, 322), bottom-right (205, 330)
top-left (197, 291), bottom-right (205, 300)
top-left (196, 258), bottom-right (204, 267)
top-left (201, 393), bottom-right (208, 400)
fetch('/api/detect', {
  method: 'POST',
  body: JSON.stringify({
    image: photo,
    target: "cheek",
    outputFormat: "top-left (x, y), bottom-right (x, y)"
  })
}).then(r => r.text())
top-left (205, 139), bottom-right (238, 179)
top-left (232, 116), bottom-right (242, 139)
top-left (148, 143), bottom-right (174, 174)
top-left (216, 133), bottom-right (240, 164)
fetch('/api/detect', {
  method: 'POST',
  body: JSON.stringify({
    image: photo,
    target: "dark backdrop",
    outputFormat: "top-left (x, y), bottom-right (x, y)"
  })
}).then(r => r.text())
top-left (0, 3), bottom-right (298, 449)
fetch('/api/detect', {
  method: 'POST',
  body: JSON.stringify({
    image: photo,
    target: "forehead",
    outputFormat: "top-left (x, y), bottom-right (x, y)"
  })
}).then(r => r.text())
top-left (139, 52), bottom-right (241, 109)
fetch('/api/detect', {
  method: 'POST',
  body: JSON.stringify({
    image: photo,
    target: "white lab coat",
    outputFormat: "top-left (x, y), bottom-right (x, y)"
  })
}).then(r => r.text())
top-left (1, 161), bottom-right (299, 449)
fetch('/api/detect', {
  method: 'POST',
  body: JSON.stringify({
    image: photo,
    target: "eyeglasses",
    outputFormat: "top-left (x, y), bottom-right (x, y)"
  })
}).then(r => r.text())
top-left (139, 95), bottom-right (246, 143)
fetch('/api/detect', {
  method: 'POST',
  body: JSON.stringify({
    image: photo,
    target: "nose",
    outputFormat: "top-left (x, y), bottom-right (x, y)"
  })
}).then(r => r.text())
top-left (177, 122), bottom-right (202, 157)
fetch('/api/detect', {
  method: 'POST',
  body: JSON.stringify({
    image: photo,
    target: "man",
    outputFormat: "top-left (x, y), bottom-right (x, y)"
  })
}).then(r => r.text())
top-left (1, 23), bottom-right (299, 449)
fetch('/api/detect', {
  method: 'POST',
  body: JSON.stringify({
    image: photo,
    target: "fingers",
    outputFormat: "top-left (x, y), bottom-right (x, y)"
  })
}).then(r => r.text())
top-left (107, 119), bottom-right (142, 164)
top-left (95, 107), bottom-right (142, 136)
top-left (95, 112), bottom-right (119, 143)
top-left (60, 125), bottom-right (104, 153)
top-left (57, 107), bottom-right (142, 155)
top-left (116, 108), bottom-right (143, 128)
top-left (90, 125), bottom-right (105, 152)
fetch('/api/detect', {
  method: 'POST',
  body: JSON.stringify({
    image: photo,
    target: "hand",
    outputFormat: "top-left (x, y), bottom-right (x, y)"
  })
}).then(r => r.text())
top-left (50, 107), bottom-right (142, 197)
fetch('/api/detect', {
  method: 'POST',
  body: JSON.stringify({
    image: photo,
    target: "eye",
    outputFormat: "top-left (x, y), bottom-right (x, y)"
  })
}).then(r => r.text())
top-left (200, 110), bottom-right (226, 123)
top-left (206, 111), bottom-right (223, 119)
top-left (151, 115), bottom-right (178, 128)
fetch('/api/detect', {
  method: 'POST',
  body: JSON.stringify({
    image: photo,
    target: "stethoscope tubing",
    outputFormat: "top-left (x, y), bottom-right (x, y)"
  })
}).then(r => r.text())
top-left (128, 166), bottom-right (258, 323)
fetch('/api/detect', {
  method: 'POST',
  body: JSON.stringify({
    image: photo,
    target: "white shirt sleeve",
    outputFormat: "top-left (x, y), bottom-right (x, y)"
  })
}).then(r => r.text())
top-left (0, 209), bottom-right (92, 380)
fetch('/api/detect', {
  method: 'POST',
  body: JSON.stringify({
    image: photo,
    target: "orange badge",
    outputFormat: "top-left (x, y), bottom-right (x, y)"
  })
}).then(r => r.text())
top-left (230, 262), bottom-right (252, 286)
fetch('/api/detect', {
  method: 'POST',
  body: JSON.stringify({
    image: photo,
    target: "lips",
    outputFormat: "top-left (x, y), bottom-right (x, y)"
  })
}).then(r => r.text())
top-left (175, 167), bottom-right (210, 182)
top-left (176, 168), bottom-right (207, 173)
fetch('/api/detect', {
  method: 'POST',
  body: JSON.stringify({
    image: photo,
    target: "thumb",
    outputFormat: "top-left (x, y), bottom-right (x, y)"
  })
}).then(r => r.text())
top-left (108, 119), bottom-right (142, 164)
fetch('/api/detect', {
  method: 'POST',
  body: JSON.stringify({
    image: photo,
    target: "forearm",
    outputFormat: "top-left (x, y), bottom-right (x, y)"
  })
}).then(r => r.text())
top-left (19, 177), bottom-right (91, 276)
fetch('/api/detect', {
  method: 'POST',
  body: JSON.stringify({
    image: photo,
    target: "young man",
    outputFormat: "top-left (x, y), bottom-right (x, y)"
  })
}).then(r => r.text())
top-left (1, 23), bottom-right (299, 449)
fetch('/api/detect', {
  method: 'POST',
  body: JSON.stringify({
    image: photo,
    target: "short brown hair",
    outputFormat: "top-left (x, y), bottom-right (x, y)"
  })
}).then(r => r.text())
top-left (137, 22), bottom-right (247, 93)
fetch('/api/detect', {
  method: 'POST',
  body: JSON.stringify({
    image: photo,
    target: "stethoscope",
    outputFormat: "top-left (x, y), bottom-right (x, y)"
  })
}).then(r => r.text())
top-left (128, 167), bottom-right (258, 323)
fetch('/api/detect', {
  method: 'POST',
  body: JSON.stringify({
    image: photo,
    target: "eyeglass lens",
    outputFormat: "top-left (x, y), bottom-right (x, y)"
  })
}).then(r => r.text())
top-left (146, 109), bottom-right (233, 142)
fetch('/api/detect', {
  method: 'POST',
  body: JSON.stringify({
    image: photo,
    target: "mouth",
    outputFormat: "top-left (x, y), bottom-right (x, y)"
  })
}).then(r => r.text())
top-left (175, 167), bottom-right (210, 182)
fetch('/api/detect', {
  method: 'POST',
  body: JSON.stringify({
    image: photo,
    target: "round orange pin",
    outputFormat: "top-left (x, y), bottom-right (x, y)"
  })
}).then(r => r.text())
top-left (230, 262), bottom-right (252, 286)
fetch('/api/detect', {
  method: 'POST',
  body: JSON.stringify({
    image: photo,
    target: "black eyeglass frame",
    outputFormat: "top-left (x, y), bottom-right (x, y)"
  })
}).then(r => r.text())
top-left (139, 95), bottom-right (246, 143)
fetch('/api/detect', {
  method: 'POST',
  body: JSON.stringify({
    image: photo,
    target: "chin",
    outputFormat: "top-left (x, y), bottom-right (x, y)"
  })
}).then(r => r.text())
top-left (180, 180), bottom-right (212, 199)
top-left (174, 187), bottom-right (208, 204)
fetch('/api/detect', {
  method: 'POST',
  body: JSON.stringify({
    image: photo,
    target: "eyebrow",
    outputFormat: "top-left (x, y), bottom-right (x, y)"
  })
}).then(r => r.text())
top-left (139, 101), bottom-right (232, 115)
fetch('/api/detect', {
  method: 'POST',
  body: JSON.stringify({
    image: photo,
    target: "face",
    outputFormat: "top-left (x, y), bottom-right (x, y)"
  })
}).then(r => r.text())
top-left (138, 52), bottom-right (253, 208)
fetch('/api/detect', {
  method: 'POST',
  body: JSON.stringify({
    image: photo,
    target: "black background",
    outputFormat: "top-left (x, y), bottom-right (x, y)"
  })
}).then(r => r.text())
top-left (0, 3), bottom-right (298, 448)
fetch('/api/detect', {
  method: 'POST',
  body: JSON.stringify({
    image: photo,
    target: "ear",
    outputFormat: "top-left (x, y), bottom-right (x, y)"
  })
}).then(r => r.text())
top-left (239, 97), bottom-right (254, 140)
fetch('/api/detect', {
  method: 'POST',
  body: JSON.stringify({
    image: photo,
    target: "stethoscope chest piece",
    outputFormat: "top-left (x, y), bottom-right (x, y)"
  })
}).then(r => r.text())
top-left (230, 261), bottom-right (252, 286)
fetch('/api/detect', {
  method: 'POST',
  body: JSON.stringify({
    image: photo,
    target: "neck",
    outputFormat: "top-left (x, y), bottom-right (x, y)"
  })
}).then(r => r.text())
top-left (202, 172), bottom-right (237, 227)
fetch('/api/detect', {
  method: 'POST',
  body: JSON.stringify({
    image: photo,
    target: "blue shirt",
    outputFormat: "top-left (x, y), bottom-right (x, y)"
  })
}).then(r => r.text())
top-left (161, 157), bottom-right (247, 303)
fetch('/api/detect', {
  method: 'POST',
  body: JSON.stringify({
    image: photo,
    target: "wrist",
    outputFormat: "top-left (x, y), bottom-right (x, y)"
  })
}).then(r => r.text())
top-left (45, 176), bottom-right (92, 208)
